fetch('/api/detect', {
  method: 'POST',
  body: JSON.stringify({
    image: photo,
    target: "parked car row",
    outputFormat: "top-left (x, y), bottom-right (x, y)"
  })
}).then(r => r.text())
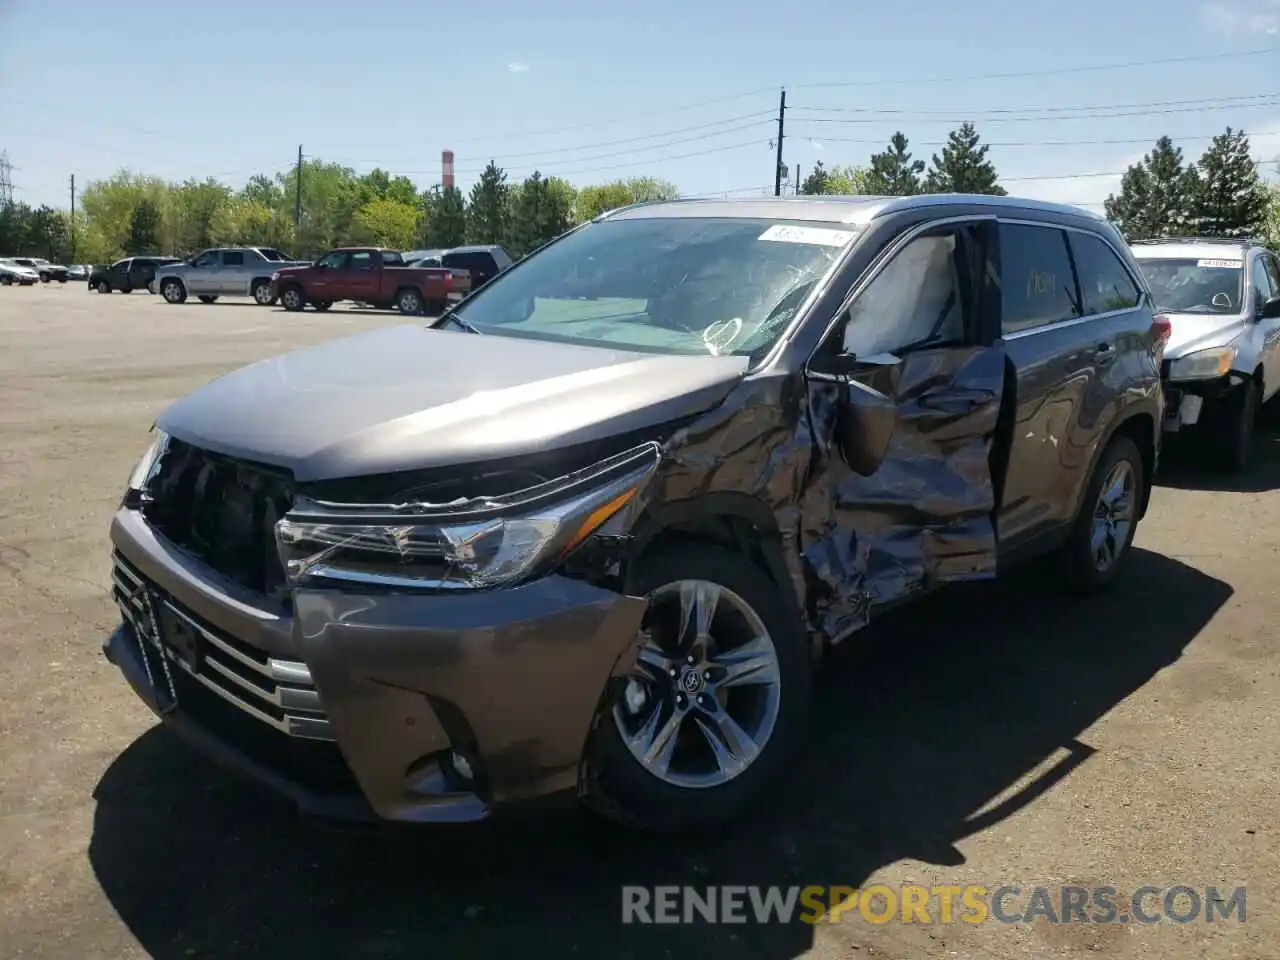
top-left (107, 192), bottom-right (1218, 837)
top-left (0, 256), bottom-right (88, 283)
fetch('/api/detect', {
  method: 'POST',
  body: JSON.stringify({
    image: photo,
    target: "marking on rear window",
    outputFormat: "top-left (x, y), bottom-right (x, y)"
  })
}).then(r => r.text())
top-left (758, 225), bottom-right (856, 247)
top-left (1196, 259), bottom-right (1242, 269)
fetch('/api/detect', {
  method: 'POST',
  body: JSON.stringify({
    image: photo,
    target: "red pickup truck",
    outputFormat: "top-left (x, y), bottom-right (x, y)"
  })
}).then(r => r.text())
top-left (269, 247), bottom-right (469, 315)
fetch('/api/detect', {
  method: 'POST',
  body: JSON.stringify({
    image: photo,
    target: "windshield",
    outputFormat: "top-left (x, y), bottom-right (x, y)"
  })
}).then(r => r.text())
top-left (1137, 257), bottom-right (1244, 315)
top-left (445, 217), bottom-right (856, 360)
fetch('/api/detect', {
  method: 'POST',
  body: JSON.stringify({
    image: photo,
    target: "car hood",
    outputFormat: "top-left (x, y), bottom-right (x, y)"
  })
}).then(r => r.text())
top-left (1161, 312), bottom-right (1248, 358)
top-left (1, 264), bottom-right (38, 275)
top-left (156, 324), bottom-right (750, 481)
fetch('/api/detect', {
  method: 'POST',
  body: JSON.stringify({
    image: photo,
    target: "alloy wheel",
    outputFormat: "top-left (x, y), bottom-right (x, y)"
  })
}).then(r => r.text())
top-left (612, 579), bottom-right (782, 789)
top-left (1090, 459), bottom-right (1135, 573)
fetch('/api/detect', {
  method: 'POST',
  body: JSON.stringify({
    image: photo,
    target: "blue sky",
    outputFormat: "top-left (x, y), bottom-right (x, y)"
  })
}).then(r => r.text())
top-left (1, 0), bottom-right (1277, 213)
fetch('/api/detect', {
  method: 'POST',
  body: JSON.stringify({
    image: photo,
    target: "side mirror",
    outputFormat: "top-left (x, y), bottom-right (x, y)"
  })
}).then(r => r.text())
top-left (835, 377), bottom-right (898, 477)
top-left (1260, 295), bottom-right (1280, 321)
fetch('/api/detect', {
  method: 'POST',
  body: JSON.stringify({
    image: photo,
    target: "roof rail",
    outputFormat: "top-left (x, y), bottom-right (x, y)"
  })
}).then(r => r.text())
top-left (1130, 235), bottom-right (1262, 247)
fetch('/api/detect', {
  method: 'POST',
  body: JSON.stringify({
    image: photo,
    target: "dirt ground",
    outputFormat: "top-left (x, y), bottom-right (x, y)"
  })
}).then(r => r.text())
top-left (0, 283), bottom-right (1277, 959)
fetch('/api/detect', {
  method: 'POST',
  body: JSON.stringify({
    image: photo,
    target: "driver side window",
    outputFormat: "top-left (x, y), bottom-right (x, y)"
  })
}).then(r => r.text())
top-left (1251, 257), bottom-right (1274, 312)
top-left (841, 231), bottom-right (967, 357)
top-left (317, 251), bottom-right (348, 269)
top-left (191, 250), bottom-right (219, 268)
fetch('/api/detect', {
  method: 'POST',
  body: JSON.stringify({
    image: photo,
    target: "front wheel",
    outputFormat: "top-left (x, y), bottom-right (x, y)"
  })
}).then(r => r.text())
top-left (582, 544), bottom-right (810, 833)
top-left (197, 295), bottom-right (218, 304)
top-left (1056, 434), bottom-right (1144, 595)
top-left (96, 280), bottom-right (111, 294)
top-left (279, 286), bottom-right (305, 311)
top-left (160, 279), bottom-right (186, 304)
top-left (0, 275), bottom-right (11, 286)
top-left (1205, 380), bottom-right (1257, 473)
top-left (38, 272), bottom-right (50, 283)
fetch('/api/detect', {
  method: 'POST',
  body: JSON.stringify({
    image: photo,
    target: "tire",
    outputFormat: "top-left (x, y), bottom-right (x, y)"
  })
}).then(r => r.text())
top-left (312, 300), bottom-right (333, 312)
top-left (279, 285), bottom-right (305, 311)
top-left (581, 543), bottom-right (811, 833)
top-left (1056, 434), bottom-right (1144, 596)
top-left (0, 275), bottom-right (11, 286)
top-left (160, 279), bottom-right (187, 304)
top-left (1205, 380), bottom-right (1257, 473)
top-left (197, 295), bottom-right (218, 304)
top-left (38, 272), bottom-right (50, 283)
top-left (250, 279), bottom-right (274, 306)
top-left (96, 280), bottom-right (111, 294)
top-left (56, 276), bottom-right (66, 284)
top-left (396, 288), bottom-right (423, 316)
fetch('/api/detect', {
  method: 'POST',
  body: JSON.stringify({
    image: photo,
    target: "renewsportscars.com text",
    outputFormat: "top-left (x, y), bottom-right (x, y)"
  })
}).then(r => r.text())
top-left (621, 884), bottom-right (1247, 925)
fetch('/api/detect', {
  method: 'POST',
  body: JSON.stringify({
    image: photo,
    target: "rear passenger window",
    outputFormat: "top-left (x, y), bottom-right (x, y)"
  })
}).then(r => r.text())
top-left (221, 251), bottom-right (245, 266)
top-left (1069, 232), bottom-right (1140, 315)
top-left (999, 224), bottom-right (1081, 334)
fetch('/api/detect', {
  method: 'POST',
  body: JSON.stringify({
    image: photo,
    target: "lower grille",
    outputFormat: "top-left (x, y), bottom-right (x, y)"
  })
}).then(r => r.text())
top-left (111, 552), bottom-right (334, 742)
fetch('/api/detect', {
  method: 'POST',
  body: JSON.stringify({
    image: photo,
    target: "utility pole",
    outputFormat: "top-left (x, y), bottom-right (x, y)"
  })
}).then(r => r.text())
top-left (69, 174), bottom-right (75, 261)
top-left (773, 89), bottom-right (786, 197)
top-left (294, 145), bottom-right (303, 231)
top-left (794, 163), bottom-right (800, 196)
top-left (0, 151), bottom-right (13, 207)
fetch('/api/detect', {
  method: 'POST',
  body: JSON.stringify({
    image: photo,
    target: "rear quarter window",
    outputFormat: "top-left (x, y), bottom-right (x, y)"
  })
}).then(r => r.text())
top-left (999, 223), bottom-right (1081, 335)
top-left (1068, 232), bottom-right (1141, 315)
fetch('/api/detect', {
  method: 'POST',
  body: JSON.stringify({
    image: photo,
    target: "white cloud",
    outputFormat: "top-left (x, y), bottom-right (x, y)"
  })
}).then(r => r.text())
top-left (507, 62), bottom-right (529, 74)
top-left (1201, 1), bottom-right (1280, 35)
top-left (810, 140), bottom-right (823, 151)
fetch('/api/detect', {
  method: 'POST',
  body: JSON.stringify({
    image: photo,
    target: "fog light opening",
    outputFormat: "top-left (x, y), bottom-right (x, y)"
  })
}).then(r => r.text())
top-left (444, 750), bottom-right (478, 790)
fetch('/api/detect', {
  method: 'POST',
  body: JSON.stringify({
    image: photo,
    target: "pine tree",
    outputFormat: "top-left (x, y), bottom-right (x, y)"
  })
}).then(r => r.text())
top-left (800, 161), bottom-right (831, 195)
top-left (510, 171), bottom-right (574, 256)
top-left (923, 122), bottom-right (1005, 195)
top-left (865, 133), bottom-right (924, 196)
top-left (1189, 127), bottom-right (1269, 238)
top-left (465, 162), bottom-right (511, 245)
top-left (419, 185), bottom-right (467, 247)
top-left (1103, 137), bottom-right (1198, 241)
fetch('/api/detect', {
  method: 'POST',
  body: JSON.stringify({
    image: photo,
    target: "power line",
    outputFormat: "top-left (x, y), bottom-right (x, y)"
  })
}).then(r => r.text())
top-left (796, 129), bottom-right (1280, 147)
top-left (388, 117), bottom-right (776, 177)
top-left (791, 92), bottom-right (1280, 118)
top-left (793, 97), bottom-right (1280, 126)
top-left (790, 46), bottom-right (1278, 90)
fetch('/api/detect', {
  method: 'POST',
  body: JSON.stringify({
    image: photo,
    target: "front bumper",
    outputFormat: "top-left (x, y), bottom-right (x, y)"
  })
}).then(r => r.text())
top-left (106, 508), bottom-right (646, 823)
top-left (1160, 370), bottom-right (1249, 433)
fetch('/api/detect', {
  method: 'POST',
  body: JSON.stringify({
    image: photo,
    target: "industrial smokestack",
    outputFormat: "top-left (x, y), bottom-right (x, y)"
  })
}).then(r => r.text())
top-left (442, 150), bottom-right (455, 189)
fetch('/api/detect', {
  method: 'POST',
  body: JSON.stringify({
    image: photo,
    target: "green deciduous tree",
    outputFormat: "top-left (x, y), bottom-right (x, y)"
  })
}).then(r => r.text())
top-left (924, 122), bottom-right (1005, 195)
top-left (575, 176), bottom-right (679, 220)
top-left (866, 133), bottom-right (924, 196)
top-left (1104, 136), bottom-right (1199, 241)
top-left (466, 161), bottom-right (512, 244)
top-left (800, 161), bottom-right (830, 195)
top-left (1189, 127), bottom-right (1269, 238)
top-left (353, 196), bottom-right (418, 249)
top-left (127, 197), bottom-right (161, 254)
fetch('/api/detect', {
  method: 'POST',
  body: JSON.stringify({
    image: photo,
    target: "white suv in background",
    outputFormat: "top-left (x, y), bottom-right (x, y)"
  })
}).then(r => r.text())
top-left (1130, 237), bottom-right (1280, 472)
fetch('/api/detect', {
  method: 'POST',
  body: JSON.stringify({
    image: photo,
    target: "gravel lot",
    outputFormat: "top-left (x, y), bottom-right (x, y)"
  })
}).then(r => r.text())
top-left (1, 283), bottom-right (1277, 960)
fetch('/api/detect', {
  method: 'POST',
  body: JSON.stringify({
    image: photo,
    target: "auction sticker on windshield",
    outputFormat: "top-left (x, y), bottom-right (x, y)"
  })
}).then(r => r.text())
top-left (1196, 259), bottom-right (1242, 269)
top-left (758, 225), bottom-right (857, 247)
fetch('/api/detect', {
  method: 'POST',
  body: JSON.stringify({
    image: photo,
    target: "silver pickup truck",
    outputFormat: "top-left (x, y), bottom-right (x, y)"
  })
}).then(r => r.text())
top-left (153, 247), bottom-right (310, 305)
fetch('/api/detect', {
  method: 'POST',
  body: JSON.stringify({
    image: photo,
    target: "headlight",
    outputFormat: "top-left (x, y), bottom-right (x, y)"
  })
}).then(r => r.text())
top-left (1168, 345), bottom-right (1237, 382)
top-left (124, 429), bottom-right (169, 502)
top-left (276, 442), bottom-right (660, 591)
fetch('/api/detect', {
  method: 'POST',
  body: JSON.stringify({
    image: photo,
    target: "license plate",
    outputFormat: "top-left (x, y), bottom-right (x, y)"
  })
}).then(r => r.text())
top-left (158, 603), bottom-right (203, 673)
top-left (446, 291), bottom-right (463, 301)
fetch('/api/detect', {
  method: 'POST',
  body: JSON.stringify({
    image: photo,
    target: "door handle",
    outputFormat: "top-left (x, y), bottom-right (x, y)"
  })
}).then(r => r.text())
top-left (1094, 342), bottom-right (1115, 363)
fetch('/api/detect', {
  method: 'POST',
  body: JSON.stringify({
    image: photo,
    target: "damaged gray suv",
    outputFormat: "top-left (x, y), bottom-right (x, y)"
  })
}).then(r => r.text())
top-left (106, 195), bottom-right (1166, 833)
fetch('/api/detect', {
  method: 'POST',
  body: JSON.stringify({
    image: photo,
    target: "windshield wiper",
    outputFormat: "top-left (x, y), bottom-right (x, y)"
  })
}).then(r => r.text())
top-left (436, 308), bottom-right (483, 335)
